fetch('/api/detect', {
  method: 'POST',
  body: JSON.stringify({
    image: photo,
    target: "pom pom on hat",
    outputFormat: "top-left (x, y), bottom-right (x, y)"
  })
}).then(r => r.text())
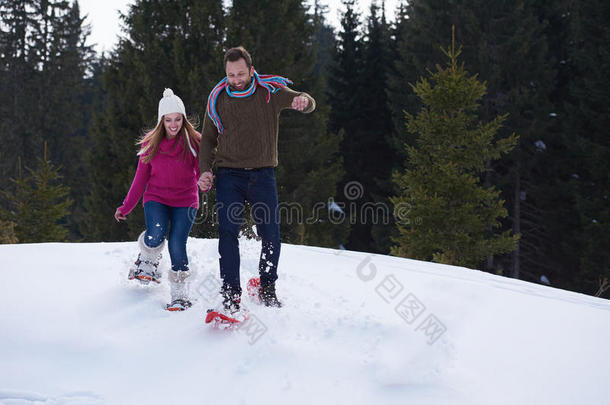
top-left (158, 88), bottom-right (186, 123)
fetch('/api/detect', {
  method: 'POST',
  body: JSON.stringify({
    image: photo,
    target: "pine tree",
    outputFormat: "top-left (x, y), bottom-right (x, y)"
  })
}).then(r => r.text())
top-left (0, 205), bottom-right (18, 244)
top-left (3, 144), bottom-right (73, 243)
top-left (327, 1), bottom-right (397, 253)
top-left (0, 0), bottom-right (94, 240)
top-left (326, 0), bottom-right (368, 250)
top-left (388, 0), bottom-right (555, 280)
top-left (328, 0), bottom-right (362, 136)
top-left (386, 1), bottom-right (410, 160)
top-left (388, 0), bottom-right (449, 156)
top-left (514, 0), bottom-right (580, 289)
top-left (226, 0), bottom-right (347, 247)
top-left (460, 1), bottom-right (554, 281)
top-left (361, 1), bottom-right (396, 253)
top-left (0, 0), bottom-right (39, 188)
top-left (312, 0), bottom-right (335, 83)
top-left (40, 1), bottom-right (94, 239)
top-left (0, 219), bottom-right (18, 244)
top-left (391, 32), bottom-right (518, 269)
top-left (565, 0), bottom-right (610, 297)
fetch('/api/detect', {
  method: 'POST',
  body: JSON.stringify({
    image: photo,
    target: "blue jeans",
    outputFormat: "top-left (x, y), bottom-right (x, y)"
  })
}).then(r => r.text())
top-left (216, 167), bottom-right (281, 293)
top-left (143, 201), bottom-right (197, 271)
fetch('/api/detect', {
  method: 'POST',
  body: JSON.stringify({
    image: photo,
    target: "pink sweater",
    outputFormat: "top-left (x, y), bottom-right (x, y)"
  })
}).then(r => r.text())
top-left (119, 135), bottom-right (201, 215)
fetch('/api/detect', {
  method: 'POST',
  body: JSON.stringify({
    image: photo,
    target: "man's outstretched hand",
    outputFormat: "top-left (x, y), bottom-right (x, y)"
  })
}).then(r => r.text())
top-left (291, 95), bottom-right (309, 111)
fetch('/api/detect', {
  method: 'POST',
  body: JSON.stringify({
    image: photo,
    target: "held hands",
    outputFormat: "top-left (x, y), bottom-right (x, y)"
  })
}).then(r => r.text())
top-left (198, 170), bottom-right (214, 192)
top-left (114, 208), bottom-right (127, 222)
top-left (291, 95), bottom-right (309, 111)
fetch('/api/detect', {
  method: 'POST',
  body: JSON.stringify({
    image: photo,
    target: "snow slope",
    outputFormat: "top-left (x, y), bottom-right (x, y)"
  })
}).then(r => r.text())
top-left (1, 238), bottom-right (609, 405)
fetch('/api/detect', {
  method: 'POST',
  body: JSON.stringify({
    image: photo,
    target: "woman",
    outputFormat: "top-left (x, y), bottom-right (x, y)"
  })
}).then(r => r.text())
top-left (114, 88), bottom-right (203, 311)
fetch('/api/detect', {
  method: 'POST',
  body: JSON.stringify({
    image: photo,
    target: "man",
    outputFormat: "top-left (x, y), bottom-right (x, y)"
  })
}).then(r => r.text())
top-left (198, 46), bottom-right (315, 314)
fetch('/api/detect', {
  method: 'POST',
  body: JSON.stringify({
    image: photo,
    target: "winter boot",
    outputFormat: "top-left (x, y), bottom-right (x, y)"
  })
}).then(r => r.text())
top-left (131, 231), bottom-right (165, 284)
top-left (259, 282), bottom-right (282, 308)
top-left (166, 269), bottom-right (193, 311)
top-left (128, 255), bottom-right (162, 283)
top-left (220, 283), bottom-right (241, 315)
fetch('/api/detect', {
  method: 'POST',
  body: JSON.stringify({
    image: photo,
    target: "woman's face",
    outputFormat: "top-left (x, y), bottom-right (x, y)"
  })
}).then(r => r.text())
top-left (163, 113), bottom-right (183, 138)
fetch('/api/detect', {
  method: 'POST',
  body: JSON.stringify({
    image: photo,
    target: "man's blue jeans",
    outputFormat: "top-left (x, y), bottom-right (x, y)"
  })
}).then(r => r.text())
top-left (216, 167), bottom-right (281, 293)
top-left (143, 201), bottom-right (197, 271)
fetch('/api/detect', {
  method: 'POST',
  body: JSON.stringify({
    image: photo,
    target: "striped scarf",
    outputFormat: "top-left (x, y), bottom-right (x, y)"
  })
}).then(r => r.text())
top-left (206, 70), bottom-right (293, 134)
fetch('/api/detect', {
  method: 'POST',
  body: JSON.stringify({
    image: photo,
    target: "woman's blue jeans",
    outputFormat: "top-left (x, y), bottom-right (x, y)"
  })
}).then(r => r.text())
top-left (143, 201), bottom-right (197, 271)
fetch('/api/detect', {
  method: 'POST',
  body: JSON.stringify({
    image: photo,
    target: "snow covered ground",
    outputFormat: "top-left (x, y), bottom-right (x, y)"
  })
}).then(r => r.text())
top-left (1, 238), bottom-right (609, 405)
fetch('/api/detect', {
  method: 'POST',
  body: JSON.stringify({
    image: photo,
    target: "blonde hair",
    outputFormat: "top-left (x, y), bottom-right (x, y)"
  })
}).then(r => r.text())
top-left (137, 114), bottom-right (201, 163)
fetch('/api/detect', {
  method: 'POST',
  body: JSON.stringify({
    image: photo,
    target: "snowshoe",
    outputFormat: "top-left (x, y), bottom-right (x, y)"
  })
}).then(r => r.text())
top-left (166, 299), bottom-right (193, 312)
top-left (205, 308), bottom-right (248, 326)
top-left (247, 277), bottom-right (282, 307)
top-left (127, 231), bottom-right (164, 285)
top-left (246, 276), bottom-right (261, 300)
top-left (128, 257), bottom-right (161, 285)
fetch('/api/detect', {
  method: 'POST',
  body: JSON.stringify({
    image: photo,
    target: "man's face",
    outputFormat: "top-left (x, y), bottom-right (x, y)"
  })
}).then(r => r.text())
top-left (226, 58), bottom-right (254, 91)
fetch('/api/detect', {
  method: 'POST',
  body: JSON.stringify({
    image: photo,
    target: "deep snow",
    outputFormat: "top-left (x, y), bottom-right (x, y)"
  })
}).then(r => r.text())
top-left (1, 238), bottom-right (609, 405)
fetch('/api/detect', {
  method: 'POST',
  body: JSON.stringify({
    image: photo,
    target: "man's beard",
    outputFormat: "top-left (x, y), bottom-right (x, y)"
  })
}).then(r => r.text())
top-left (229, 77), bottom-right (253, 92)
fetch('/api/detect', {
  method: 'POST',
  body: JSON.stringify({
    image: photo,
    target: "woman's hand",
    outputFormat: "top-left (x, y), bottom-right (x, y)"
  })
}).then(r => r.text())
top-left (114, 208), bottom-right (127, 222)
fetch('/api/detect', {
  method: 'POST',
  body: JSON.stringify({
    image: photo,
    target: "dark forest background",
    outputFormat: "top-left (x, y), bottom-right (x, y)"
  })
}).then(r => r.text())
top-left (1, 0), bottom-right (608, 298)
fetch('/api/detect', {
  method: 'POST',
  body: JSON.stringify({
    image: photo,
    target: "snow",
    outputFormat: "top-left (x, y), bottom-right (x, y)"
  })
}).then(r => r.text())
top-left (535, 140), bottom-right (547, 151)
top-left (1, 238), bottom-right (609, 405)
top-left (328, 200), bottom-right (345, 214)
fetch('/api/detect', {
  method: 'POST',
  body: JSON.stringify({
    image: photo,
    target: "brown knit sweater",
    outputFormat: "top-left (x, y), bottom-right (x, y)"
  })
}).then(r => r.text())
top-left (199, 86), bottom-right (316, 172)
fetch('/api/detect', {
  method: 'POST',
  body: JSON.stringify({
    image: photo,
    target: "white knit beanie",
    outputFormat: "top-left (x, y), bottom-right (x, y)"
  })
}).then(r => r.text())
top-left (158, 88), bottom-right (186, 123)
